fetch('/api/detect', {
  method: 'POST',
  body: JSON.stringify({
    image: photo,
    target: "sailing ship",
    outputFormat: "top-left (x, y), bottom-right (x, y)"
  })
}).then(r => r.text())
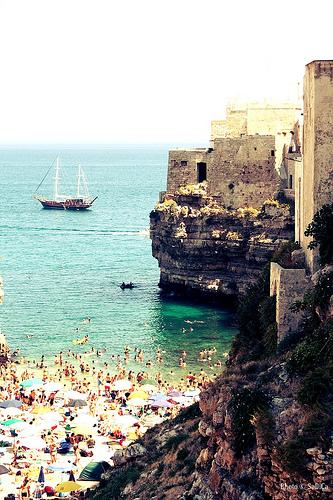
top-left (34, 157), bottom-right (97, 210)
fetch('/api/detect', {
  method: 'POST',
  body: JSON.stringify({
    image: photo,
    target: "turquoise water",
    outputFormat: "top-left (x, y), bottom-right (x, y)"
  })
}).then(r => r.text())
top-left (0, 146), bottom-right (237, 376)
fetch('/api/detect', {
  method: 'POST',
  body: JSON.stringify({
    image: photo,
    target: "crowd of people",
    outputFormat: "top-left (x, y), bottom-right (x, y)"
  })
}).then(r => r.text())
top-left (0, 341), bottom-right (223, 498)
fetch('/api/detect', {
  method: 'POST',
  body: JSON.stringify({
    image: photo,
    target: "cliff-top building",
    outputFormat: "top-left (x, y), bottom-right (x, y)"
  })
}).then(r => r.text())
top-left (166, 101), bottom-right (302, 210)
top-left (271, 60), bottom-right (333, 341)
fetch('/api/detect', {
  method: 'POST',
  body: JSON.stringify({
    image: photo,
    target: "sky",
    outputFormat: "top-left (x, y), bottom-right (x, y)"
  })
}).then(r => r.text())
top-left (0, 0), bottom-right (331, 145)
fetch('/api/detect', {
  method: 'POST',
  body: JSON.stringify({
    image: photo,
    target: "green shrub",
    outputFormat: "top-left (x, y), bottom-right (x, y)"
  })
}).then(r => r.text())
top-left (184, 457), bottom-right (196, 473)
top-left (237, 265), bottom-right (270, 341)
top-left (298, 366), bottom-right (333, 407)
top-left (304, 203), bottom-right (333, 265)
top-left (271, 240), bottom-right (300, 268)
top-left (287, 319), bottom-right (333, 374)
top-left (228, 387), bottom-right (269, 456)
top-left (92, 466), bottom-right (141, 499)
top-left (176, 448), bottom-right (188, 461)
top-left (263, 323), bottom-right (278, 356)
top-left (164, 433), bottom-right (187, 451)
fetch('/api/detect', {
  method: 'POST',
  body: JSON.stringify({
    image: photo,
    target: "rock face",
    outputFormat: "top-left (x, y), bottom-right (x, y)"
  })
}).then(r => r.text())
top-left (190, 362), bottom-right (333, 500)
top-left (150, 195), bottom-right (294, 298)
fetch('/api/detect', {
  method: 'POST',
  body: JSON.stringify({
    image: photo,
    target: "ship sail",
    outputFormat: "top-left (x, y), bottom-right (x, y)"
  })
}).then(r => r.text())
top-left (34, 157), bottom-right (97, 210)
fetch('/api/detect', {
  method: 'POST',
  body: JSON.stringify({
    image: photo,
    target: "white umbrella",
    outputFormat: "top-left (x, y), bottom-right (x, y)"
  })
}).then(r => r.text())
top-left (140, 384), bottom-right (158, 393)
top-left (126, 398), bottom-right (146, 408)
top-left (9, 421), bottom-right (30, 431)
top-left (183, 389), bottom-right (200, 397)
top-left (43, 382), bottom-right (63, 392)
top-left (72, 415), bottom-right (97, 427)
top-left (114, 380), bottom-right (132, 391)
top-left (19, 425), bottom-right (44, 438)
top-left (2, 407), bottom-right (21, 417)
top-left (20, 436), bottom-right (47, 450)
top-left (64, 390), bottom-right (88, 400)
top-left (108, 415), bottom-right (138, 428)
top-left (39, 411), bottom-right (62, 422)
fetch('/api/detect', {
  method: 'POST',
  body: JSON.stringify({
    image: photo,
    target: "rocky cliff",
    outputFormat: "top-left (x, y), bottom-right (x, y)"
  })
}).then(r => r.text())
top-left (150, 191), bottom-right (294, 298)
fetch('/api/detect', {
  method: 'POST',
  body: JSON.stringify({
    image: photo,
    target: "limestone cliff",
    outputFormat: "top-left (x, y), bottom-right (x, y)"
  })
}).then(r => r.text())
top-left (150, 191), bottom-right (294, 298)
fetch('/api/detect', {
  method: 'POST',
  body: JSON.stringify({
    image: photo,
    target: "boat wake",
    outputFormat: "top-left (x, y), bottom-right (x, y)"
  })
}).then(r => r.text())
top-left (0, 224), bottom-right (148, 236)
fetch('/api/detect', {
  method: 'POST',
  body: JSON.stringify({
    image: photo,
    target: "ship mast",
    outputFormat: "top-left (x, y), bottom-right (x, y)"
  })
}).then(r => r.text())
top-left (77, 164), bottom-right (81, 198)
top-left (54, 157), bottom-right (60, 200)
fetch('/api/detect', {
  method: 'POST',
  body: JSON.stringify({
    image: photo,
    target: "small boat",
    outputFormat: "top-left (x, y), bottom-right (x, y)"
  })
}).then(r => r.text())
top-left (34, 157), bottom-right (97, 210)
top-left (120, 282), bottom-right (135, 290)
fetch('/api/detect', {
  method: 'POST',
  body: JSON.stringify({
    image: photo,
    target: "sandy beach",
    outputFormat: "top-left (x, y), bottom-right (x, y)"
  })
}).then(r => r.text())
top-left (0, 342), bottom-right (219, 499)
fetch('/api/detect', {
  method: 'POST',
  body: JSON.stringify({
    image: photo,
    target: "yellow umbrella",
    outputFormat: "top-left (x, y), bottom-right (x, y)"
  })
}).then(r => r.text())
top-left (72, 424), bottom-right (94, 436)
top-left (128, 390), bottom-right (148, 400)
top-left (55, 481), bottom-right (82, 493)
top-left (26, 464), bottom-right (40, 479)
top-left (32, 406), bottom-right (52, 415)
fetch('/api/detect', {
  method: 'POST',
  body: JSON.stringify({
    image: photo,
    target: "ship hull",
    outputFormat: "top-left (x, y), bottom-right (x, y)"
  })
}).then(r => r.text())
top-left (38, 198), bottom-right (96, 210)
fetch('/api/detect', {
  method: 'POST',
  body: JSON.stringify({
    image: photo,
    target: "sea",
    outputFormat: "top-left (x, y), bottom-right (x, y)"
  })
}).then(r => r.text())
top-left (0, 146), bottom-right (237, 378)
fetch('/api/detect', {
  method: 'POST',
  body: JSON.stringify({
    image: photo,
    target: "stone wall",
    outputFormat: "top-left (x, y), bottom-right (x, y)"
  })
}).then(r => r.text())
top-left (270, 262), bottom-right (309, 342)
top-left (167, 135), bottom-right (281, 210)
top-left (211, 102), bottom-right (301, 140)
top-left (300, 60), bottom-right (333, 272)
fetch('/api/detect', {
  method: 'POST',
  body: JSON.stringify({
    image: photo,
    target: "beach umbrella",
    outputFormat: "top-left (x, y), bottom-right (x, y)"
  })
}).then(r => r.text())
top-left (114, 379), bottom-right (132, 391)
top-left (20, 378), bottom-right (43, 388)
top-left (1, 417), bottom-right (24, 426)
top-left (141, 414), bottom-right (164, 427)
top-left (148, 393), bottom-right (165, 401)
top-left (72, 414), bottom-right (97, 426)
top-left (3, 407), bottom-right (21, 416)
top-left (39, 411), bottom-right (62, 422)
top-left (9, 420), bottom-right (30, 431)
top-left (150, 399), bottom-right (174, 408)
top-left (139, 384), bottom-right (158, 393)
top-left (167, 390), bottom-right (183, 398)
top-left (0, 465), bottom-right (10, 475)
top-left (126, 398), bottom-right (147, 408)
top-left (43, 382), bottom-right (63, 392)
top-left (78, 461), bottom-right (111, 481)
top-left (20, 436), bottom-right (47, 449)
top-left (68, 399), bottom-right (87, 408)
top-left (38, 466), bottom-right (45, 483)
top-left (0, 400), bottom-right (22, 409)
top-left (32, 406), bottom-right (52, 415)
top-left (48, 462), bottom-right (74, 473)
top-left (72, 424), bottom-right (95, 436)
top-left (108, 414), bottom-right (138, 428)
top-left (183, 389), bottom-right (200, 397)
top-left (128, 390), bottom-right (148, 400)
top-left (64, 390), bottom-right (88, 400)
top-left (55, 481), bottom-right (82, 493)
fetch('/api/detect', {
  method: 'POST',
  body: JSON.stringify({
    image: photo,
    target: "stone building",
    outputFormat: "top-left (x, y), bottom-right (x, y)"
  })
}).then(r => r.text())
top-left (298, 60), bottom-right (333, 273)
top-left (270, 60), bottom-right (333, 341)
top-left (167, 102), bottom-right (301, 210)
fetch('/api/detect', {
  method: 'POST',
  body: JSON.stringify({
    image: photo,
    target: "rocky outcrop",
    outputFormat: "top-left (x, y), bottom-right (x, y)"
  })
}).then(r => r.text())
top-left (150, 195), bottom-right (294, 298)
top-left (190, 362), bottom-right (333, 499)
